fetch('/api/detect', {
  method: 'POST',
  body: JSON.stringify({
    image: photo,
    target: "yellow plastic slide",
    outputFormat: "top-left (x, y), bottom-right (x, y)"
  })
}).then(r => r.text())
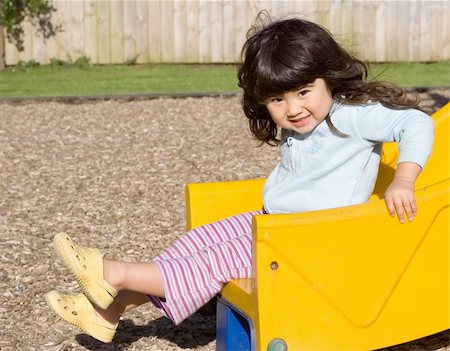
top-left (186, 103), bottom-right (449, 351)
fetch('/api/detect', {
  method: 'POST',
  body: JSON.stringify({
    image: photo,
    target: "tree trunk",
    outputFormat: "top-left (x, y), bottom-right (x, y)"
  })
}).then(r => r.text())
top-left (0, 26), bottom-right (5, 70)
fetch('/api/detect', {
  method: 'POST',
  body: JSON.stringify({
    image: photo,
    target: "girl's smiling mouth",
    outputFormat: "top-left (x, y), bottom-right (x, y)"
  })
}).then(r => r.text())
top-left (290, 115), bottom-right (311, 127)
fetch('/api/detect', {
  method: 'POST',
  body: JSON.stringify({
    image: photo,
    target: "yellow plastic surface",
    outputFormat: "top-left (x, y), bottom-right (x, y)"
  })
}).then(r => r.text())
top-left (186, 178), bottom-right (265, 229)
top-left (185, 103), bottom-right (450, 350)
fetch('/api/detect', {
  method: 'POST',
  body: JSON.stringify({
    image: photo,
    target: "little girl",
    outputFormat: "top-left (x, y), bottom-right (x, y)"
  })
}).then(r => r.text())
top-left (45, 14), bottom-right (434, 343)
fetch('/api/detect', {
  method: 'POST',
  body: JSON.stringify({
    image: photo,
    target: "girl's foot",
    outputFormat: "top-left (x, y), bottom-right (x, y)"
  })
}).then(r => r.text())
top-left (53, 232), bottom-right (118, 309)
top-left (45, 291), bottom-right (118, 343)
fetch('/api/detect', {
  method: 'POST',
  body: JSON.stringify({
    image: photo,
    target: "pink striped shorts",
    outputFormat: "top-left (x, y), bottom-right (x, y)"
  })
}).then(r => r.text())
top-left (148, 210), bottom-right (262, 324)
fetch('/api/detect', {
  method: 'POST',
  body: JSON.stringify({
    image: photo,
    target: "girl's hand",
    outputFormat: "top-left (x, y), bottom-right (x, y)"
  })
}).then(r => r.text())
top-left (384, 162), bottom-right (422, 223)
top-left (384, 177), bottom-right (417, 223)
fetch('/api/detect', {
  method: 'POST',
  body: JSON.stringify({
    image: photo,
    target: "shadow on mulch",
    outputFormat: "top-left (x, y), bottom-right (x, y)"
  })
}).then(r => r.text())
top-left (405, 87), bottom-right (449, 116)
top-left (76, 314), bottom-right (216, 350)
top-left (377, 330), bottom-right (450, 351)
top-left (74, 318), bottom-right (449, 351)
top-left (427, 92), bottom-right (450, 110)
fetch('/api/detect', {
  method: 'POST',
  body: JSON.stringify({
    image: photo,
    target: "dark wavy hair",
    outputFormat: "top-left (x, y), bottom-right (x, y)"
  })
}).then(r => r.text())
top-left (238, 13), bottom-right (419, 145)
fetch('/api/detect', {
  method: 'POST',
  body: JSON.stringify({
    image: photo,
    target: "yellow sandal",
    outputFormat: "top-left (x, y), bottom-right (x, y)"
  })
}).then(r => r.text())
top-left (45, 290), bottom-right (118, 343)
top-left (53, 232), bottom-right (118, 310)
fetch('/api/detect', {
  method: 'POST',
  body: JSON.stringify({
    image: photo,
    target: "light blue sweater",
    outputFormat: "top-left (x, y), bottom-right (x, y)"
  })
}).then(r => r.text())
top-left (263, 102), bottom-right (435, 214)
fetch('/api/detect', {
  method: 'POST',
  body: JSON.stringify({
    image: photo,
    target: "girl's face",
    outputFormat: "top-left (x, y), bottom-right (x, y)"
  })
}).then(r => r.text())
top-left (265, 78), bottom-right (333, 134)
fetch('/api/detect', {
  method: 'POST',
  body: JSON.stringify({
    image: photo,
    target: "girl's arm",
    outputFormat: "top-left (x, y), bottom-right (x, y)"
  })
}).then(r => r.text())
top-left (352, 104), bottom-right (434, 223)
top-left (384, 162), bottom-right (422, 223)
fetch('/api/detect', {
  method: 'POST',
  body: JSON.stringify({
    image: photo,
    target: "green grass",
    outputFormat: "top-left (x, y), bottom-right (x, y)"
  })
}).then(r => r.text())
top-left (369, 61), bottom-right (450, 87)
top-left (0, 61), bottom-right (448, 98)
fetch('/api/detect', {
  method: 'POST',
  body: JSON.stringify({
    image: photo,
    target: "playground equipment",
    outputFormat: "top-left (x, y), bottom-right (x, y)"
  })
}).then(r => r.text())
top-left (185, 103), bottom-right (449, 351)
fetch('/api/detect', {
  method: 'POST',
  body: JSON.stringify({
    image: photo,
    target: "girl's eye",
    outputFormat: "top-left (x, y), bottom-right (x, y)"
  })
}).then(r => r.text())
top-left (267, 97), bottom-right (283, 104)
top-left (299, 90), bottom-right (310, 96)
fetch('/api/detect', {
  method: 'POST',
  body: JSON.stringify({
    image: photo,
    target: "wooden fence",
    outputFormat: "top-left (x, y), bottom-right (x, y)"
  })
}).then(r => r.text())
top-left (4, 0), bottom-right (450, 65)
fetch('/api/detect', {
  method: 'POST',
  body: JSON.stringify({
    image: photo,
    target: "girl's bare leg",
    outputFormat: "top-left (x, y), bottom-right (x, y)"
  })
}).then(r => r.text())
top-left (95, 290), bottom-right (150, 324)
top-left (103, 259), bottom-right (165, 298)
top-left (93, 260), bottom-right (163, 324)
